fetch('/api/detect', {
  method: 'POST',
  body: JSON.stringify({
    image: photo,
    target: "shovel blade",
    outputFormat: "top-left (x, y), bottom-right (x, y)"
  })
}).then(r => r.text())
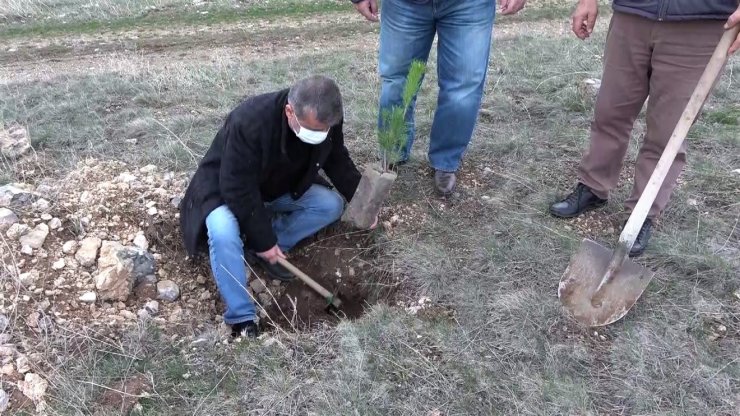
top-left (558, 239), bottom-right (655, 327)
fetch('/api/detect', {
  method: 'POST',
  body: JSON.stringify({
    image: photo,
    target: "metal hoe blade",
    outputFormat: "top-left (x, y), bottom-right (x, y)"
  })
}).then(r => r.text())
top-left (558, 239), bottom-right (655, 326)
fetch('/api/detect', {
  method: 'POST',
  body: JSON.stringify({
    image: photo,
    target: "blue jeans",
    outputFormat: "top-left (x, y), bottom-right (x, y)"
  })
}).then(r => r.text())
top-left (379, 0), bottom-right (495, 172)
top-left (205, 185), bottom-right (344, 324)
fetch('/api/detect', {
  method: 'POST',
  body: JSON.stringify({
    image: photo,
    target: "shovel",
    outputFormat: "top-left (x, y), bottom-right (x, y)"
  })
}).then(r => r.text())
top-left (558, 26), bottom-right (740, 327)
top-left (276, 258), bottom-right (343, 309)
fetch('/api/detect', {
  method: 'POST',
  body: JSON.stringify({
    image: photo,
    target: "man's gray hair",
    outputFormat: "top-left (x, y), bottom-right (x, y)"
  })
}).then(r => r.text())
top-left (287, 75), bottom-right (343, 126)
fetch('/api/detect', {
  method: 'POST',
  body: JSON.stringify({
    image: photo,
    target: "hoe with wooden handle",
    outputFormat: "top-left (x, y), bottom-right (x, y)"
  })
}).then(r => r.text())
top-left (558, 26), bottom-right (740, 327)
top-left (277, 258), bottom-right (342, 309)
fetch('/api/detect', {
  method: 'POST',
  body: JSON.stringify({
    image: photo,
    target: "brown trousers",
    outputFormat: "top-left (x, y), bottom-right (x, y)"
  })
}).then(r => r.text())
top-left (578, 12), bottom-right (726, 218)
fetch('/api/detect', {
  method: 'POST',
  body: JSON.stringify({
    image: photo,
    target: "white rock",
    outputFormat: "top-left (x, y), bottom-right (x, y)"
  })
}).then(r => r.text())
top-left (19, 223), bottom-right (49, 249)
top-left (249, 278), bottom-right (266, 294)
top-left (95, 241), bottom-right (134, 301)
top-left (102, 242), bottom-right (155, 294)
top-left (16, 354), bottom-right (30, 373)
top-left (18, 372), bottom-right (48, 402)
top-left (6, 222), bottom-right (29, 239)
top-left (51, 259), bottom-right (65, 270)
top-left (0, 124), bottom-right (31, 159)
top-left (0, 184), bottom-right (38, 208)
top-left (144, 300), bottom-right (159, 315)
top-left (78, 191), bottom-right (91, 204)
top-left (0, 345), bottom-right (14, 357)
top-left (140, 164), bottom-right (157, 173)
top-left (20, 245), bottom-right (33, 255)
top-left (79, 292), bottom-right (97, 303)
top-left (156, 280), bottom-right (180, 302)
top-left (33, 198), bottom-right (50, 212)
top-left (258, 292), bottom-right (271, 305)
top-left (49, 217), bottom-right (62, 230)
top-left (75, 237), bottom-right (102, 267)
top-left (133, 234), bottom-right (149, 250)
top-left (147, 207), bottom-right (158, 216)
top-left (0, 388), bottom-right (8, 413)
top-left (0, 363), bottom-right (14, 376)
top-left (62, 240), bottom-right (78, 254)
top-left (118, 172), bottom-right (137, 183)
top-left (582, 78), bottom-right (602, 96)
top-left (119, 310), bottom-right (137, 320)
top-left (40, 213), bottom-right (52, 221)
top-left (0, 208), bottom-right (18, 231)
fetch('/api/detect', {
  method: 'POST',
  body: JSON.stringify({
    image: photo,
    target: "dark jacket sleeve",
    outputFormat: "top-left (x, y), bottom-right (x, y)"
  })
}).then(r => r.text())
top-left (219, 122), bottom-right (277, 252)
top-left (323, 120), bottom-right (362, 202)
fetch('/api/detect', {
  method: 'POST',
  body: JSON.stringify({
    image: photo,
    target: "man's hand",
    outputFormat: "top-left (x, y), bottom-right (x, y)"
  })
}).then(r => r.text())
top-left (572, 0), bottom-right (598, 40)
top-left (726, 6), bottom-right (740, 54)
top-left (257, 245), bottom-right (286, 265)
top-left (500, 0), bottom-right (527, 15)
top-left (354, 0), bottom-right (378, 22)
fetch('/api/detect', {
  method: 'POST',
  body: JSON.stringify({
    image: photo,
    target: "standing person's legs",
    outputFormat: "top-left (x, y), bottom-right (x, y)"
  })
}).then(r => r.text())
top-left (378, 0), bottom-right (436, 163)
top-left (269, 185), bottom-right (345, 252)
top-left (624, 19), bottom-right (725, 218)
top-left (577, 12), bottom-right (653, 198)
top-left (429, 0), bottom-right (494, 173)
top-left (205, 205), bottom-right (257, 326)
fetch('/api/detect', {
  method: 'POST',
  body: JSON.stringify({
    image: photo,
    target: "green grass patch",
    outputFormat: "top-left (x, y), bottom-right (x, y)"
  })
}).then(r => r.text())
top-left (0, 1), bottom-right (348, 39)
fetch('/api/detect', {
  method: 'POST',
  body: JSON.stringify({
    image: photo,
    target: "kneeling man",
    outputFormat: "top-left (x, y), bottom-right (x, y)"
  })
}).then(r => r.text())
top-left (180, 76), bottom-right (365, 338)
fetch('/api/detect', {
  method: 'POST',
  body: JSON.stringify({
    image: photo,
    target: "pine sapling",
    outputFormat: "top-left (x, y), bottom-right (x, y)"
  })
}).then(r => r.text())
top-left (378, 60), bottom-right (426, 171)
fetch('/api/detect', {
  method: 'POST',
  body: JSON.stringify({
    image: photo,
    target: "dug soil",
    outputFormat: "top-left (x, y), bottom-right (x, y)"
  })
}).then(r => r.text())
top-left (260, 224), bottom-right (393, 330)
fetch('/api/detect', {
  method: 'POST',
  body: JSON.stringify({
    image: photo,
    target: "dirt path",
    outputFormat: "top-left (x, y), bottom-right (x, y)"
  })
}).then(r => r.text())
top-left (1, 13), bottom-right (603, 85)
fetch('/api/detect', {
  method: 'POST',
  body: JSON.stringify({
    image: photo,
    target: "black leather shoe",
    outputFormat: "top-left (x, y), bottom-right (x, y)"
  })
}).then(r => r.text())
top-left (244, 250), bottom-right (295, 281)
top-left (231, 320), bottom-right (259, 338)
top-left (629, 219), bottom-right (653, 257)
top-left (550, 183), bottom-right (607, 218)
top-left (434, 170), bottom-right (457, 196)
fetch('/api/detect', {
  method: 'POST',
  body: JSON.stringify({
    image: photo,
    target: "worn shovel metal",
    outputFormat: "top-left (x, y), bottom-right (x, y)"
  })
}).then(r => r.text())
top-left (558, 26), bottom-right (740, 327)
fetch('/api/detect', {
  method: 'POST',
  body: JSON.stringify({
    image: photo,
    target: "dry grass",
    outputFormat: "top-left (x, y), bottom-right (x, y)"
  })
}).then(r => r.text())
top-left (0, 0), bottom-right (738, 414)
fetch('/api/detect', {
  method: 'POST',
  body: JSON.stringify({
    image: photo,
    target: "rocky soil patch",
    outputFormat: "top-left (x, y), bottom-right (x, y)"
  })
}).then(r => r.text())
top-left (0, 159), bottom-right (395, 411)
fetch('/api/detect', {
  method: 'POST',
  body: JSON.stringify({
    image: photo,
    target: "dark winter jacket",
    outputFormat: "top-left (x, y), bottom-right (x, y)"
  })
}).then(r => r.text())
top-left (179, 89), bottom-right (361, 256)
top-left (612, 0), bottom-right (738, 21)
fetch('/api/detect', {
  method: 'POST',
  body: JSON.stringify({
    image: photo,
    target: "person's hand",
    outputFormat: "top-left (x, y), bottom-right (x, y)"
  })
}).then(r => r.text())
top-left (500, 0), bottom-right (527, 15)
top-left (354, 0), bottom-right (379, 22)
top-left (571, 0), bottom-right (599, 40)
top-left (726, 6), bottom-right (740, 54)
top-left (257, 245), bottom-right (286, 265)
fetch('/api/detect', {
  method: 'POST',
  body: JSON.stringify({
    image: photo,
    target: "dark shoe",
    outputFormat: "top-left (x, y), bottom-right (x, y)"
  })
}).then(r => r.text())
top-left (549, 183), bottom-right (607, 218)
top-left (629, 219), bottom-right (652, 257)
top-left (231, 320), bottom-right (259, 338)
top-left (244, 250), bottom-right (295, 281)
top-left (434, 170), bottom-right (457, 196)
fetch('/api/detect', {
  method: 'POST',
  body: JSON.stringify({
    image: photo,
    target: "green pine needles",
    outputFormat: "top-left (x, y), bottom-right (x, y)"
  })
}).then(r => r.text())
top-left (378, 59), bottom-right (427, 171)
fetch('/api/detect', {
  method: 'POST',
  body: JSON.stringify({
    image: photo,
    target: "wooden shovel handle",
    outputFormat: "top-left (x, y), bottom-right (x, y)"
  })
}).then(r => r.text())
top-left (592, 26), bottom-right (739, 303)
top-left (277, 258), bottom-right (342, 308)
top-left (619, 26), bottom-right (739, 247)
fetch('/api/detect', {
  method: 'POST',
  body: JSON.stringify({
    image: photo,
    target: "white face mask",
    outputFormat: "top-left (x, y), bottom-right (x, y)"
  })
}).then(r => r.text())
top-left (296, 126), bottom-right (329, 145)
top-left (292, 114), bottom-right (329, 145)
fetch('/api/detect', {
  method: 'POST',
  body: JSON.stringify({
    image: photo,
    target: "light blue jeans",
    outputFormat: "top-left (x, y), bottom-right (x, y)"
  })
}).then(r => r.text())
top-left (379, 0), bottom-right (495, 172)
top-left (205, 185), bottom-right (344, 324)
